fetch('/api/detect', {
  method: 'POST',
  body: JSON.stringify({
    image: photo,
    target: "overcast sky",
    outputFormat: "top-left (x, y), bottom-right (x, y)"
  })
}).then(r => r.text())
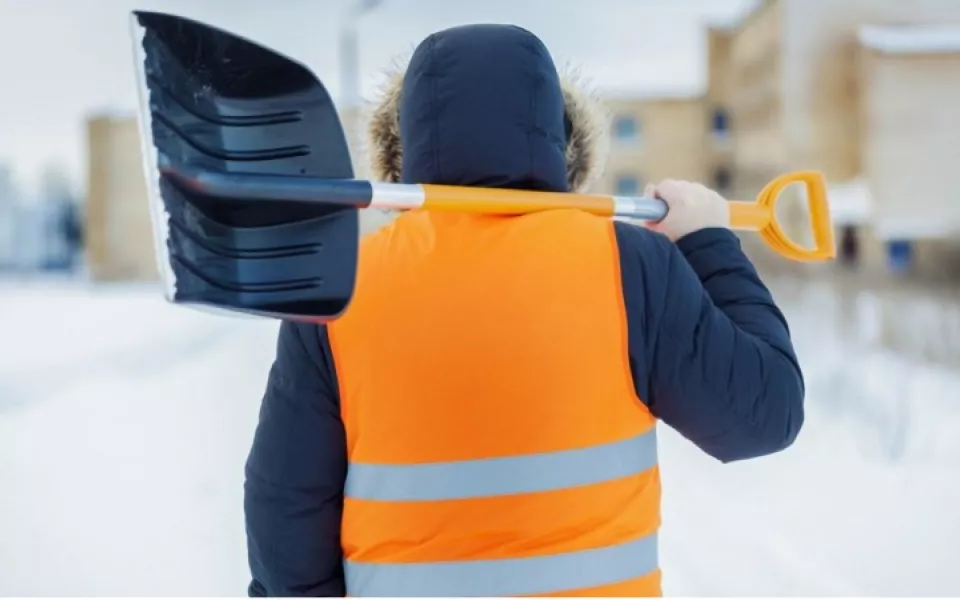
top-left (0, 0), bottom-right (755, 194)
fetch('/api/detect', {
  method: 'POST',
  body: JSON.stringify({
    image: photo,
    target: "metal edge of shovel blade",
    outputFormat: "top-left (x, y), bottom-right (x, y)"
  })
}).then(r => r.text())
top-left (129, 10), bottom-right (360, 321)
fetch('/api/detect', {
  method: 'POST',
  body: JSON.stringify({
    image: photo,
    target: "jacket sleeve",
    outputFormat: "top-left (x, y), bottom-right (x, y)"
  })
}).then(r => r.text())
top-left (244, 321), bottom-right (346, 596)
top-left (614, 222), bottom-right (805, 463)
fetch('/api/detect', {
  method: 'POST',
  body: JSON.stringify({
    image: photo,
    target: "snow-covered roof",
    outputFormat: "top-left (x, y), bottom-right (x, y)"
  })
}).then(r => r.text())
top-left (826, 177), bottom-right (960, 239)
top-left (858, 25), bottom-right (960, 55)
top-left (704, 0), bottom-right (765, 32)
top-left (827, 177), bottom-right (873, 226)
top-left (872, 217), bottom-right (960, 241)
top-left (601, 83), bottom-right (705, 102)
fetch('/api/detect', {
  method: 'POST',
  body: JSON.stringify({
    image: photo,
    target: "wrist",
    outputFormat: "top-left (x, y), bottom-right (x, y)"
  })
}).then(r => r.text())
top-left (675, 227), bottom-right (740, 253)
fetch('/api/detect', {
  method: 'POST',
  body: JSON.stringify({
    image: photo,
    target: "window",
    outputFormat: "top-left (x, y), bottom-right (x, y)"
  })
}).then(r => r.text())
top-left (712, 107), bottom-right (730, 138)
top-left (713, 166), bottom-right (732, 193)
top-left (613, 115), bottom-right (641, 144)
top-left (615, 175), bottom-right (641, 196)
top-left (886, 240), bottom-right (913, 273)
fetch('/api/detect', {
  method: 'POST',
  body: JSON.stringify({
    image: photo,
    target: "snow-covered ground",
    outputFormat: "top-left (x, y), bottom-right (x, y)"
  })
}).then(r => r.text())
top-left (1, 277), bottom-right (959, 596)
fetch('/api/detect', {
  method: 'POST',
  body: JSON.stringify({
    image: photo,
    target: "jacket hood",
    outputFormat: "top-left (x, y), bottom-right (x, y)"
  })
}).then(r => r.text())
top-left (364, 24), bottom-right (609, 194)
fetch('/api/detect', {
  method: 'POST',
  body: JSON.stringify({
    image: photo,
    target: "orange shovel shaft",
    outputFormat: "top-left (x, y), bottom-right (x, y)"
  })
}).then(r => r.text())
top-left (422, 184), bottom-right (617, 217)
top-left (422, 186), bottom-right (778, 232)
top-left (366, 171), bottom-right (836, 262)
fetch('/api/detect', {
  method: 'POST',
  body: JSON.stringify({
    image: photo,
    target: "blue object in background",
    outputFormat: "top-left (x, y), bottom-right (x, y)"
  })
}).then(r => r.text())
top-left (616, 175), bottom-right (640, 196)
top-left (886, 240), bottom-right (913, 273)
top-left (712, 107), bottom-right (729, 135)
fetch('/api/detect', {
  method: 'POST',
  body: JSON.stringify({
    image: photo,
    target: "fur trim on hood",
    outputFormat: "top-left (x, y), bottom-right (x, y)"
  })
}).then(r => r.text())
top-left (363, 62), bottom-right (611, 194)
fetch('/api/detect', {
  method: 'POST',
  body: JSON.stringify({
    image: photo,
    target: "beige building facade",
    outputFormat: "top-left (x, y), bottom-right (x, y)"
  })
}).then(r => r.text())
top-left (711, 0), bottom-right (960, 275)
top-left (857, 25), bottom-right (960, 280)
top-left (85, 115), bottom-right (157, 281)
top-left (596, 94), bottom-right (708, 197)
top-left (858, 27), bottom-right (960, 238)
top-left (704, 27), bottom-right (736, 196)
top-left (723, 0), bottom-right (960, 184)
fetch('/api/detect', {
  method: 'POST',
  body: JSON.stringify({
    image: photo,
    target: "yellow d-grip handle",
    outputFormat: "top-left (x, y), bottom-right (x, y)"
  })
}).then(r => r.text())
top-left (728, 171), bottom-right (836, 262)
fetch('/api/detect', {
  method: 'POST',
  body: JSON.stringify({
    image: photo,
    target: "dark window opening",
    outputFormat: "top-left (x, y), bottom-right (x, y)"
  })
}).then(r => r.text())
top-left (613, 115), bottom-right (641, 143)
top-left (712, 107), bottom-right (730, 135)
top-left (713, 166), bottom-right (732, 193)
top-left (615, 175), bottom-right (640, 196)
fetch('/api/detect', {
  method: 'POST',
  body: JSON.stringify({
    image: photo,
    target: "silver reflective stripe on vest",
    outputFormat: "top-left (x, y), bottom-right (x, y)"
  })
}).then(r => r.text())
top-left (344, 428), bottom-right (657, 502)
top-left (345, 531), bottom-right (658, 597)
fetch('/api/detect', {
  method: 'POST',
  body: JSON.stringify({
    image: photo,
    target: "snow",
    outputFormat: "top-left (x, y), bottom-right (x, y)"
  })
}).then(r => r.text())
top-left (2, 276), bottom-right (960, 595)
top-left (859, 25), bottom-right (960, 55)
top-left (827, 177), bottom-right (873, 227)
top-left (0, 279), bottom-right (276, 595)
top-left (600, 84), bottom-right (705, 101)
top-left (704, 0), bottom-right (764, 33)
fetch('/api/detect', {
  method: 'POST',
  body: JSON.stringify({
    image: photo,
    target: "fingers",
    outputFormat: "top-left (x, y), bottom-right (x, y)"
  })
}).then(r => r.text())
top-left (643, 183), bottom-right (663, 230)
top-left (653, 179), bottom-right (688, 203)
top-left (641, 179), bottom-right (727, 240)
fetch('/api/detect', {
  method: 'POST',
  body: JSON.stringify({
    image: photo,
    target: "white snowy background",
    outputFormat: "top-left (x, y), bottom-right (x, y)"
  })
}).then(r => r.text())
top-left (1, 276), bottom-right (959, 596)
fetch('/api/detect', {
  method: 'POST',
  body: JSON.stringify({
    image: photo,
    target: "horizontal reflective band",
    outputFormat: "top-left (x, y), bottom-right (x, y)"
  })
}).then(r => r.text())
top-left (345, 428), bottom-right (656, 502)
top-left (345, 531), bottom-right (658, 597)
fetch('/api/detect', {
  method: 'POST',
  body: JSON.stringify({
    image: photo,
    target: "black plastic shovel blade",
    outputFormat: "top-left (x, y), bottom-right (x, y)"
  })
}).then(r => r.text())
top-left (130, 10), bottom-right (359, 321)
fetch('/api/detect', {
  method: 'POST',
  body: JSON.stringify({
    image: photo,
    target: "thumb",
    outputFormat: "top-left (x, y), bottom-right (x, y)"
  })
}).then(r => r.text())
top-left (654, 179), bottom-right (685, 203)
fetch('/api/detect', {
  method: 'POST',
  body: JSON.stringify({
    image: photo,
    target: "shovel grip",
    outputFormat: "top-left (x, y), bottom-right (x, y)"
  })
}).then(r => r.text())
top-left (729, 171), bottom-right (836, 262)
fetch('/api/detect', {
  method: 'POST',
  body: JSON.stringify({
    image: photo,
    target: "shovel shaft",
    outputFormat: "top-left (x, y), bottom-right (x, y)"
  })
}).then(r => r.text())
top-left (167, 167), bottom-right (671, 221)
top-left (160, 165), bottom-right (373, 206)
top-left (159, 165), bottom-right (835, 262)
top-left (370, 183), bottom-right (668, 221)
top-left (728, 201), bottom-right (771, 230)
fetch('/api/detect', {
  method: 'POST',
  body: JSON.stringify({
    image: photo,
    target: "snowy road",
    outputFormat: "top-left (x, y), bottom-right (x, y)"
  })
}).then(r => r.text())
top-left (1, 278), bottom-right (959, 595)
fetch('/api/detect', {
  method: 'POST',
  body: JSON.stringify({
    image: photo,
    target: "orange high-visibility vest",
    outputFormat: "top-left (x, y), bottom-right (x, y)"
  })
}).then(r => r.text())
top-left (328, 210), bottom-right (662, 597)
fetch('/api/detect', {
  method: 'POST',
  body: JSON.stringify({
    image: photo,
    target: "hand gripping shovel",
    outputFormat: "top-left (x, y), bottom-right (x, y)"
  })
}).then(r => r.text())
top-left (130, 11), bottom-right (837, 322)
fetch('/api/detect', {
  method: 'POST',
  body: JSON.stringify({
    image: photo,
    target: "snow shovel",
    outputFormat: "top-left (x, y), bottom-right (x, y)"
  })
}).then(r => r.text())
top-left (129, 11), bottom-right (837, 322)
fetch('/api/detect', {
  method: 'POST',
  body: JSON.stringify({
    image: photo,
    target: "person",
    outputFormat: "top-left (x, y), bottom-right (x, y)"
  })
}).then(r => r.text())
top-left (244, 24), bottom-right (804, 597)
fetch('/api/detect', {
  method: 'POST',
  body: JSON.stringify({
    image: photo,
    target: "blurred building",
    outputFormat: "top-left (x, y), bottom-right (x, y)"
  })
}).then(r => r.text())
top-left (0, 163), bottom-right (81, 274)
top-left (858, 24), bottom-right (960, 278)
top-left (709, 0), bottom-right (960, 276)
top-left (705, 27), bottom-right (736, 196)
top-left (0, 164), bottom-right (18, 269)
top-left (598, 92), bottom-right (708, 197)
top-left (36, 163), bottom-right (83, 272)
top-left (85, 114), bottom-right (157, 281)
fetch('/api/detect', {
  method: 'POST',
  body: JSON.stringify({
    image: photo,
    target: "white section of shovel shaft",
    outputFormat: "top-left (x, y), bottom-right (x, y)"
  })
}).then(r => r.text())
top-left (368, 182), bottom-right (426, 209)
top-left (613, 196), bottom-right (668, 221)
top-left (130, 15), bottom-right (177, 301)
